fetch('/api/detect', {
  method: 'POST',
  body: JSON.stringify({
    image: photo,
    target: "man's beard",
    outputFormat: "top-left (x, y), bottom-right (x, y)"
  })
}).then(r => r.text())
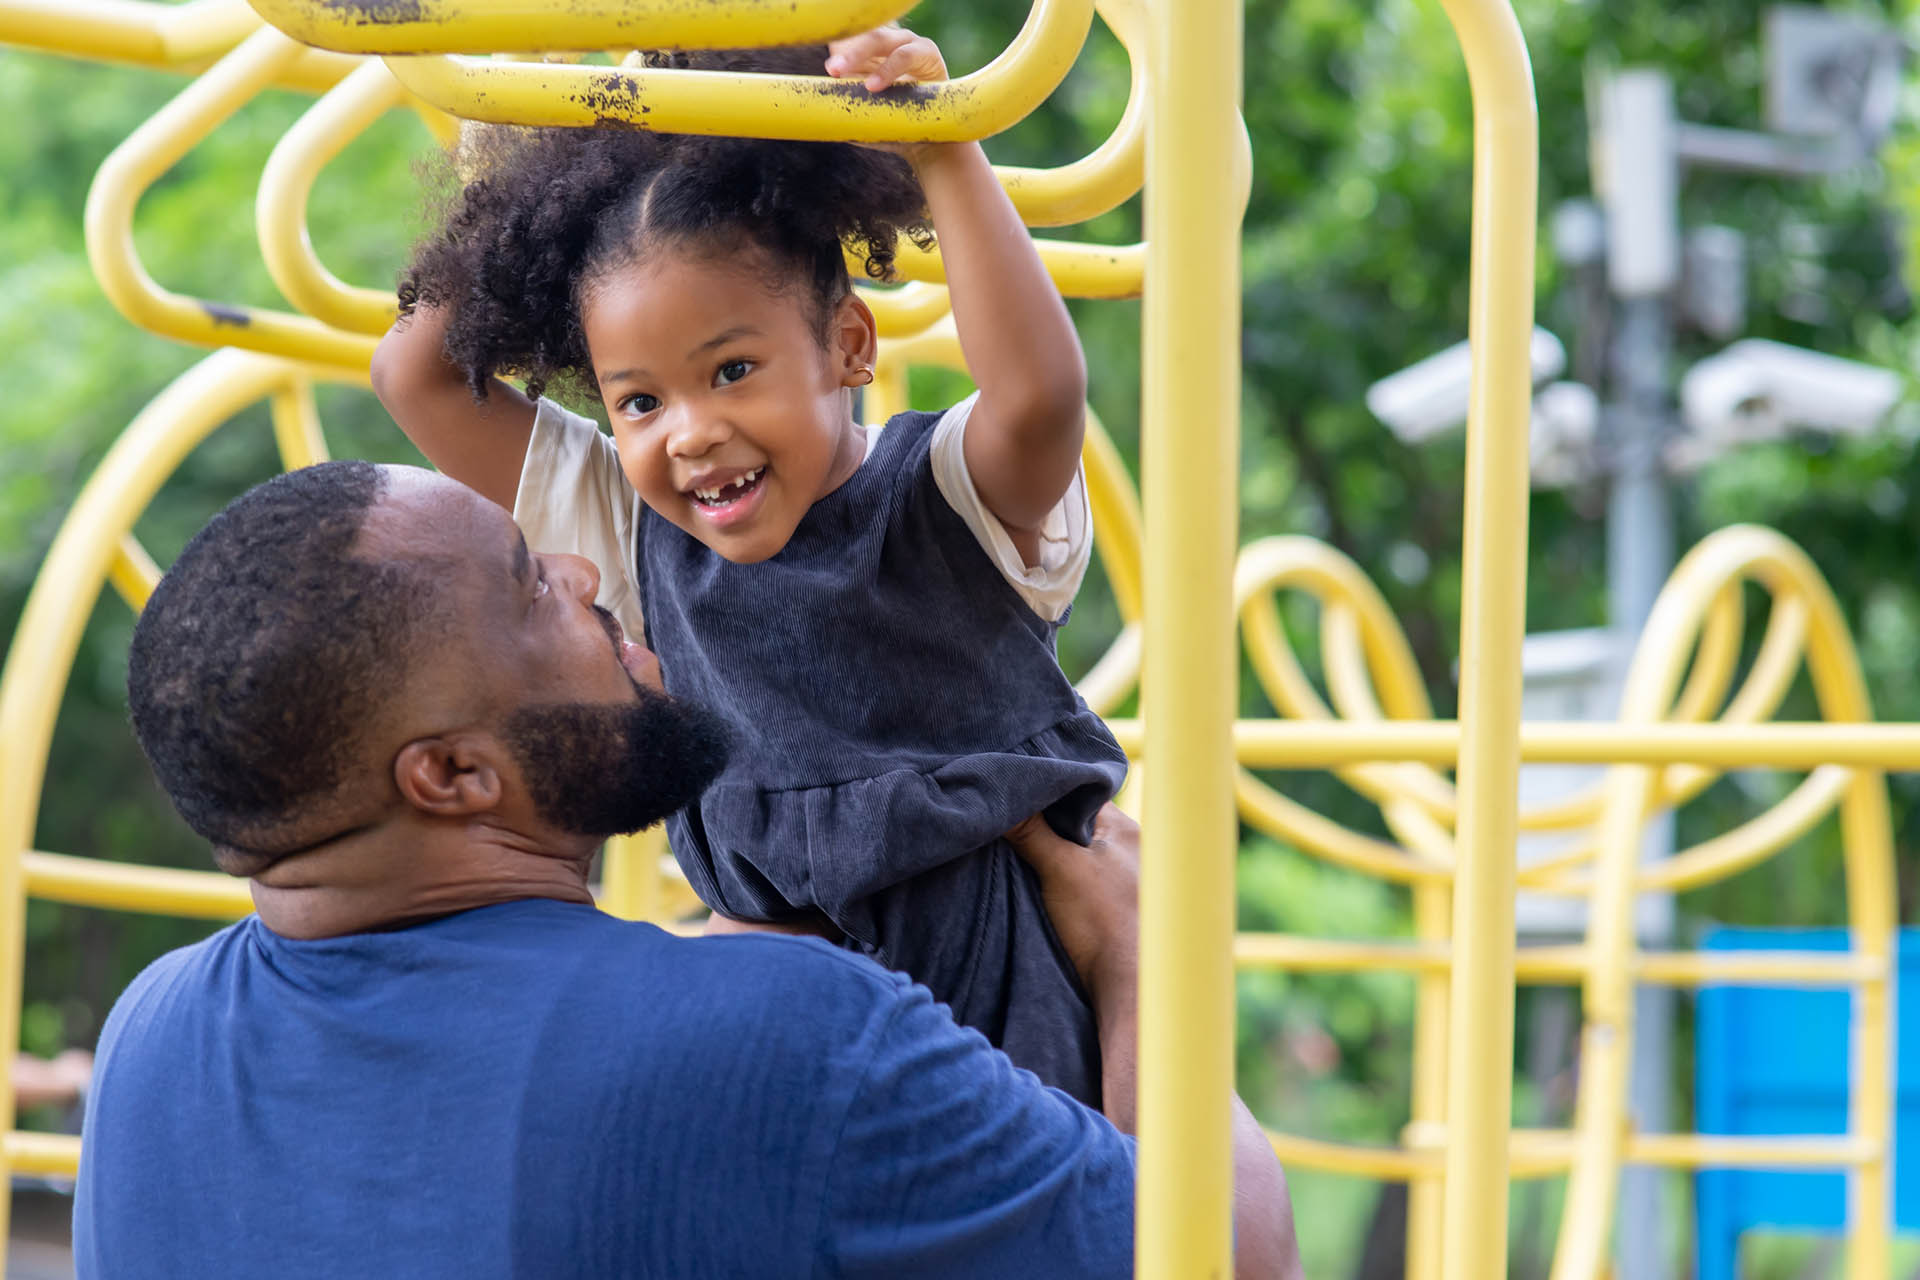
top-left (501, 679), bottom-right (730, 838)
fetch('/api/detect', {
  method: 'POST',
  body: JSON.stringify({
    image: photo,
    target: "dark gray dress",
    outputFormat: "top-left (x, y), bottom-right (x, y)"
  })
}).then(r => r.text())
top-left (639, 407), bottom-right (1129, 1105)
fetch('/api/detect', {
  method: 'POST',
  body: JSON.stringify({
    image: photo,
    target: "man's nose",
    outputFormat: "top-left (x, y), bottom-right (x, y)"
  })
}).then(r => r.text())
top-left (546, 553), bottom-right (601, 603)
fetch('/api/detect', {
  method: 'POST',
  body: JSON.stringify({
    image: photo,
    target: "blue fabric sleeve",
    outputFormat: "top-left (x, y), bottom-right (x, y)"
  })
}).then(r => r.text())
top-left (815, 982), bottom-right (1136, 1278)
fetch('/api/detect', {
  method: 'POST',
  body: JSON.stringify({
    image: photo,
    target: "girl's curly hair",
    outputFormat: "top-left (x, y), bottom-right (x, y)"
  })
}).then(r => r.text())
top-left (397, 45), bottom-right (932, 404)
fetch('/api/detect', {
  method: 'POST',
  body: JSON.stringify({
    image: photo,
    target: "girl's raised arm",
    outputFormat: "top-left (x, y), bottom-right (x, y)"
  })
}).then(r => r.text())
top-left (371, 303), bottom-right (537, 513)
top-left (826, 30), bottom-right (1088, 566)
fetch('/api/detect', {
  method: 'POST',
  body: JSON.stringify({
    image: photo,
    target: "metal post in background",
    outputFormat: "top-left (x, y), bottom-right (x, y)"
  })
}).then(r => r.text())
top-left (1596, 67), bottom-right (1682, 1280)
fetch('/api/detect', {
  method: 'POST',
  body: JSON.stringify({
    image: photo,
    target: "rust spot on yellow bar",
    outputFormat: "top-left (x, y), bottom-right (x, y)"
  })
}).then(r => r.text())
top-left (201, 301), bottom-right (251, 328)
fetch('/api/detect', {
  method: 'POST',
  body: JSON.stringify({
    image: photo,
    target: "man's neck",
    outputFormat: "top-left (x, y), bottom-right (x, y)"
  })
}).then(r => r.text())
top-left (248, 822), bottom-right (596, 939)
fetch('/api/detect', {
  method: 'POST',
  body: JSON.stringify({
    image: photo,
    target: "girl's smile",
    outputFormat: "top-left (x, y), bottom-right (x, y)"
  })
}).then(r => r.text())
top-left (583, 249), bottom-right (874, 564)
top-left (685, 463), bottom-right (770, 528)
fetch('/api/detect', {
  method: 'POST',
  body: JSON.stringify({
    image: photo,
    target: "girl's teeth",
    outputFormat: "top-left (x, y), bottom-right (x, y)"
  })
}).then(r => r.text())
top-left (694, 467), bottom-right (763, 505)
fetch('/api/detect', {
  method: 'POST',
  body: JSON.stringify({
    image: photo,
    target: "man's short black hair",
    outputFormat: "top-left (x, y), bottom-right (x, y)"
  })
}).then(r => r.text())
top-left (127, 462), bottom-right (431, 858)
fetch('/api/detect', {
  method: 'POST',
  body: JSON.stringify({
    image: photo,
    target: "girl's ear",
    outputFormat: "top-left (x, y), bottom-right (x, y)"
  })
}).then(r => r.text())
top-left (394, 733), bottom-right (506, 816)
top-left (831, 292), bottom-right (880, 384)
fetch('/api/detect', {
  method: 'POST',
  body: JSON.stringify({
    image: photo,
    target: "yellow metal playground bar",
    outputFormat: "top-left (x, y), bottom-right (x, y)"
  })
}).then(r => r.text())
top-left (0, 1), bottom-right (1907, 1277)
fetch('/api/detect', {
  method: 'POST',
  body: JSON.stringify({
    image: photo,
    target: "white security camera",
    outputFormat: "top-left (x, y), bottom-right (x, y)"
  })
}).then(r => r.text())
top-left (1529, 380), bottom-right (1602, 488)
top-left (1679, 338), bottom-right (1902, 445)
top-left (1366, 328), bottom-right (1568, 443)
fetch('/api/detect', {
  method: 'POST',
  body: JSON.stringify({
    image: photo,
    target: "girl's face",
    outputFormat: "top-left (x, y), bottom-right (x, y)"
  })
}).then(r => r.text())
top-left (582, 250), bottom-right (874, 565)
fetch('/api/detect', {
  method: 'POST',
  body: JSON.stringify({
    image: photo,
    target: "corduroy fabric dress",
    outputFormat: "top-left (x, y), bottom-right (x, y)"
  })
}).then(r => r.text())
top-left (639, 408), bottom-right (1128, 1106)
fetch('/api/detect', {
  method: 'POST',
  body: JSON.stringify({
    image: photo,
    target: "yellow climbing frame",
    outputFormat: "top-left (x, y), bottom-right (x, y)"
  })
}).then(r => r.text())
top-left (0, 2), bottom-right (1907, 1278)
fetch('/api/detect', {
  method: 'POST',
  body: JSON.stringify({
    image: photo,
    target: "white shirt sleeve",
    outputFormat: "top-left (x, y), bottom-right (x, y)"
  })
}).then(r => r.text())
top-left (512, 397), bottom-right (646, 638)
top-left (926, 392), bottom-right (1093, 623)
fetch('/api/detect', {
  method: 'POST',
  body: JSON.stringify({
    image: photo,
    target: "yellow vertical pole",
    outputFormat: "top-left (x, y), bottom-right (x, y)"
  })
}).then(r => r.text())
top-left (1405, 881), bottom-right (1451, 1280)
top-left (1841, 761), bottom-right (1894, 1280)
top-left (268, 379), bottom-right (331, 470)
top-left (1135, 0), bottom-right (1242, 1274)
top-left (1430, 2), bottom-right (1537, 1278)
top-left (866, 360), bottom-right (911, 426)
top-left (599, 827), bottom-right (666, 923)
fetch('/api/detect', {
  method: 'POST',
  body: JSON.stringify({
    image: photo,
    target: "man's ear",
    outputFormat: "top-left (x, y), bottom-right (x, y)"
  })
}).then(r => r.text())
top-left (393, 733), bottom-right (506, 816)
top-left (831, 291), bottom-right (879, 382)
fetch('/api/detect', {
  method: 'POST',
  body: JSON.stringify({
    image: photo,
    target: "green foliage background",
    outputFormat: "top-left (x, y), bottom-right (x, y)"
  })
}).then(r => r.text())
top-left (3, 2), bottom-right (1919, 1274)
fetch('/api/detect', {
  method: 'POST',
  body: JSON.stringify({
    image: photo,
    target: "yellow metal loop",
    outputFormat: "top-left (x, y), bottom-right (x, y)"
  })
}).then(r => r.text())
top-left (380, 0), bottom-right (1094, 143)
top-left (107, 534), bottom-right (163, 614)
top-left (885, 235), bottom-right (1142, 299)
top-left (257, 58), bottom-right (414, 334)
top-left (246, 0), bottom-right (917, 56)
top-left (858, 282), bottom-right (952, 340)
top-left (995, 0), bottom-right (1144, 227)
top-left (83, 26), bottom-right (378, 366)
top-left (1232, 538), bottom-right (1457, 857)
top-left (3, 0), bottom-right (256, 65)
top-left (1, 0), bottom-right (360, 89)
top-left (1549, 525), bottom-right (1896, 1280)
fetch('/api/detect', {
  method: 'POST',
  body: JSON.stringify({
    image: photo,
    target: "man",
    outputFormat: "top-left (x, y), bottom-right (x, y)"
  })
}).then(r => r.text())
top-left (75, 461), bottom-right (1301, 1278)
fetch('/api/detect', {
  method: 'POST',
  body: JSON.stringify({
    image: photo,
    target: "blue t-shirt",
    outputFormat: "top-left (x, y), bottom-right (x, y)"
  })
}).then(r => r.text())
top-left (73, 898), bottom-right (1135, 1278)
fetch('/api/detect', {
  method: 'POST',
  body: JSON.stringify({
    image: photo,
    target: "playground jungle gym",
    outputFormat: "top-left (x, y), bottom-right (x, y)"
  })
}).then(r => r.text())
top-left (0, 1), bottom-right (1912, 1277)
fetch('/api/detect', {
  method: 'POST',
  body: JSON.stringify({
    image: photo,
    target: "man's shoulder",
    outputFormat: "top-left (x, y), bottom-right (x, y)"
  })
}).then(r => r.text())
top-left (640, 933), bottom-right (914, 1037)
top-left (453, 905), bottom-right (917, 1055)
top-left (97, 919), bottom-right (257, 1045)
top-left (129, 917), bottom-right (253, 985)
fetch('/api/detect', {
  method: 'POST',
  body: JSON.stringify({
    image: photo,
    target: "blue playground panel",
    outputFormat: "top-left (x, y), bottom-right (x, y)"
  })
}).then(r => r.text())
top-left (1695, 927), bottom-right (1918, 1280)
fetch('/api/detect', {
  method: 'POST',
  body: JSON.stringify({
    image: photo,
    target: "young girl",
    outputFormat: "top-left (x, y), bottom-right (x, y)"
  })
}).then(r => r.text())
top-left (375, 28), bottom-right (1128, 1105)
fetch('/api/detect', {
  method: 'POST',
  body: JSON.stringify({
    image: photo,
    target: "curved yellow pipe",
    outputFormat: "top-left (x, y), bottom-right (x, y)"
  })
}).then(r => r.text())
top-left (1515, 590), bottom-right (1812, 875)
top-left (1549, 526), bottom-right (1895, 1280)
top-left (886, 234), bottom-right (1141, 299)
top-left (257, 58), bottom-right (412, 334)
top-left (2, 0), bottom-right (358, 90)
top-left (996, 0), bottom-right (1144, 227)
top-left (1081, 406), bottom-right (1143, 623)
top-left (1231, 531), bottom-right (1833, 912)
top-left (1, 0), bottom-right (359, 89)
top-left (107, 534), bottom-right (162, 613)
top-left (1232, 768), bottom-right (1449, 885)
top-left (1527, 766), bottom-right (1850, 897)
top-left (246, 0), bottom-right (915, 56)
top-left (2, 0), bottom-right (255, 64)
top-left (382, 0), bottom-right (1093, 143)
top-left (261, 59), bottom-right (956, 341)
top-left (859, 282), bottom-right (951, 340)
top-left (84, 26), bottom-right (378, 367)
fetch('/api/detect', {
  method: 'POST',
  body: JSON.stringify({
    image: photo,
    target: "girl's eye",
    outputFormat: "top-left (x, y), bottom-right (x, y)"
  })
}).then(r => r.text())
top-left (716, 360), bottom-right (752, 386)
top-left (623, 393), bottom-right (661, 416)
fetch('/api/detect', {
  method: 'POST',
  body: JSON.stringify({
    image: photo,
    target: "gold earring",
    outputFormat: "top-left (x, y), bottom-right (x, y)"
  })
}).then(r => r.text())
top-left (851, 366), bottom-right (875, 387)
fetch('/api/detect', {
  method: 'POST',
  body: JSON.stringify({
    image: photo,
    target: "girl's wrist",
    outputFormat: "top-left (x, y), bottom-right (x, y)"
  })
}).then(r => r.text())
top-left (903, 139), bottom-right (978, 179)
